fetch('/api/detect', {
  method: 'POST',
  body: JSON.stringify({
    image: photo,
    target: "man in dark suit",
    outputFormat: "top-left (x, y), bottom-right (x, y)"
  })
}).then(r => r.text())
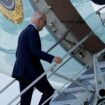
top-left (12, 12), bottom-right (62, 105)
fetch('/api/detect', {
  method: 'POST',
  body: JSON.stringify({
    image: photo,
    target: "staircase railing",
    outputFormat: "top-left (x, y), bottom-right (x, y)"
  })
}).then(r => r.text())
top-left (0, 79), bottom-right (16, 94)
top-left (16, 58), bottom-right (92, 105)
top-left (96, 6), bottom-right (105, 26)
top-left (15, 56), bottom-right (72, 105)
top-left (40, 59), bottom-right (93, 105)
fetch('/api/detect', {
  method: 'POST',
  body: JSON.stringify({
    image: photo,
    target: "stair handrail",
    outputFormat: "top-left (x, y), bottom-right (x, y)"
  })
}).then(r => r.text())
top-left (16, 57), bottom-right (92, 105)
top-left (96, 6), bottom-right (105, 14)
top-left (41, 59), bottom-right (93, 105)
top-left (0, 79), bottom-right (16, 94)
top-left (15, 56), bottom-right (73, 105)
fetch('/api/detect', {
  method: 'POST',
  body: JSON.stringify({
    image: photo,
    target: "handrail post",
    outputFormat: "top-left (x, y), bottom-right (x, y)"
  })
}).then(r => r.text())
top-left (96, 6), bottom-right (105, 26)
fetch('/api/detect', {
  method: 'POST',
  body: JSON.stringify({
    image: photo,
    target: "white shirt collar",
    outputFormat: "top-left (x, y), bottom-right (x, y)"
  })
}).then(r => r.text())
top-left (30, 23), bottom-right (38, 30)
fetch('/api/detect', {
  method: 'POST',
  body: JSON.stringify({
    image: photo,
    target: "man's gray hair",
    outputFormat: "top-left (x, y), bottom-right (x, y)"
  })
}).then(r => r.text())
top-left (31, 11), bottom-right (45, 21)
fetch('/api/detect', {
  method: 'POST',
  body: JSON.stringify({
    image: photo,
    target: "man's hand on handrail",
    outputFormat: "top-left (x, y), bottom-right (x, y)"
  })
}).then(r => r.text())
top-left (53, 57), bottom-right (62, 64)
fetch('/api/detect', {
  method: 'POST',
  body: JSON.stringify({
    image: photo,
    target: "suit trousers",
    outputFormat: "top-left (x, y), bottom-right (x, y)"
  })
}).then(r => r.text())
top-left (18, 76), bottom-right (54, 105)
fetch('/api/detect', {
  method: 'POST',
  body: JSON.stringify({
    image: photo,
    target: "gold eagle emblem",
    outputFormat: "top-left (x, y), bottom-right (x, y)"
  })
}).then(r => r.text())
top-left (0, 0), bottom-right (23, 24)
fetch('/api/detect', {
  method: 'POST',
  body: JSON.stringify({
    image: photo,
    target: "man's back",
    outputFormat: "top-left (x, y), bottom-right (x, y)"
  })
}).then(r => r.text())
top-left (12, 25), bottom-right (44, 80)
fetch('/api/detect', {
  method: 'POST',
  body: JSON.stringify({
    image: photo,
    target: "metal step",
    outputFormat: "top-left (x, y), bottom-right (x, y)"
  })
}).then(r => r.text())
top-left (51, 66), bottom-right (95, 105)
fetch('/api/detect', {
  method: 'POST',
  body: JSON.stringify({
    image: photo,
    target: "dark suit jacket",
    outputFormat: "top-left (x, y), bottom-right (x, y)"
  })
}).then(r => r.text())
top-left (91, 0), bottom-right (105, 5)
top-left (12, 24), bottom-right (54, 81)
